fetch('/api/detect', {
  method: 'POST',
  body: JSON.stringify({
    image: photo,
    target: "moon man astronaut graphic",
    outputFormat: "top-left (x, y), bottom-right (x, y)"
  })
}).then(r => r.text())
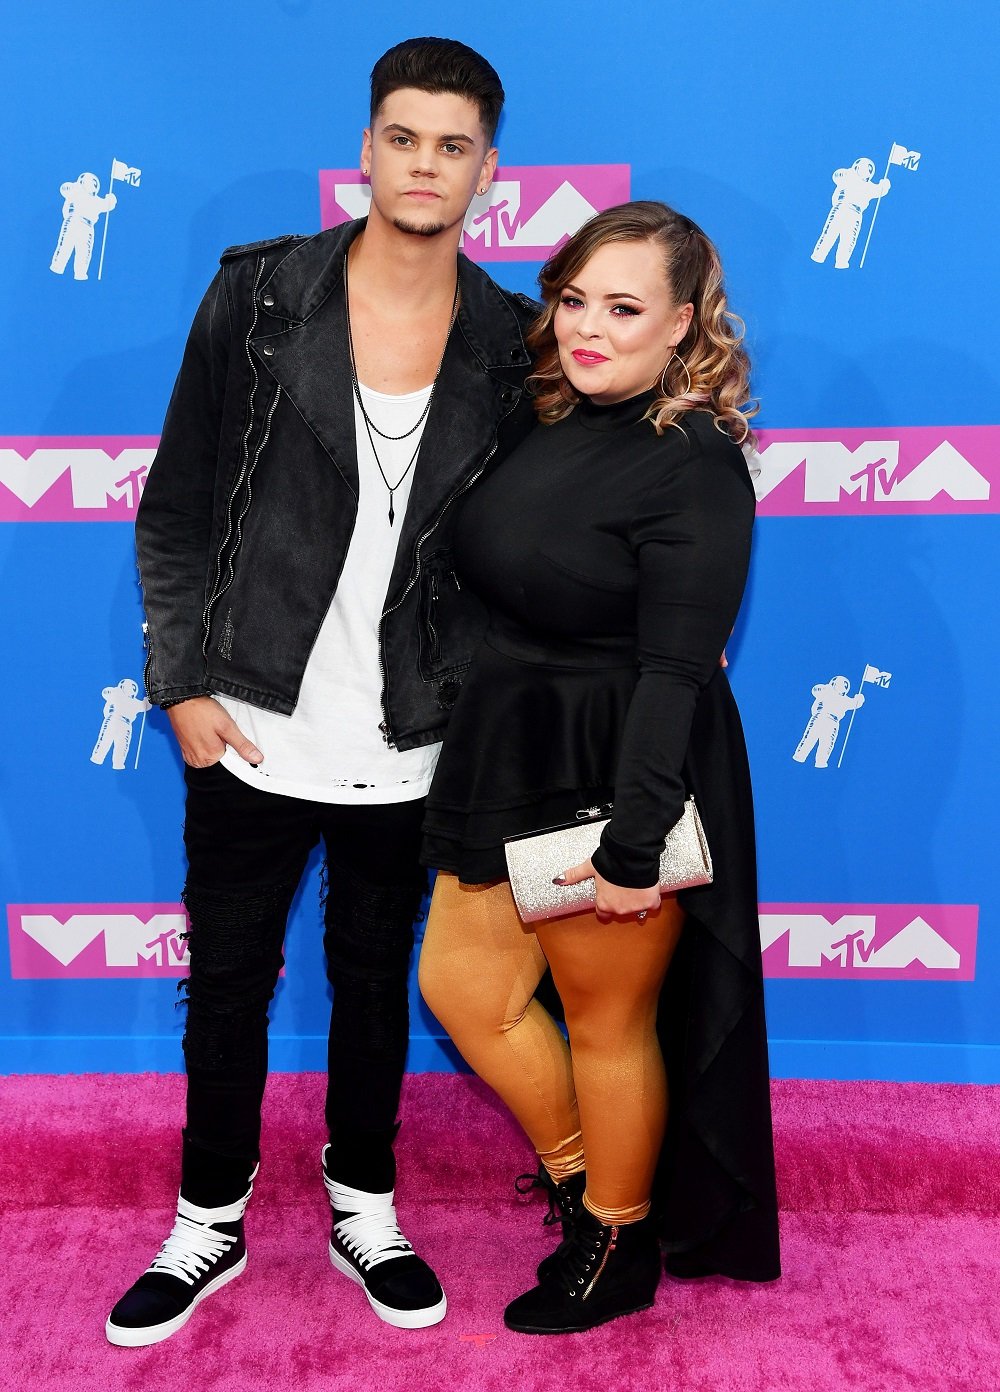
top-left (50, 173), bottom-right (117, 281)
top-left (811, 158), bottom-right (890, 269)
top-left (91, 679), bottom-right (150, 771)
top-left (793, 676), bottom-right (865, 769)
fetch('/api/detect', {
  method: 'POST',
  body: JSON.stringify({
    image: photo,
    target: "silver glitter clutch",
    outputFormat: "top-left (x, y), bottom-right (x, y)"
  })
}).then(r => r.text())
top-left (503, 797), bottom-right (713, 923)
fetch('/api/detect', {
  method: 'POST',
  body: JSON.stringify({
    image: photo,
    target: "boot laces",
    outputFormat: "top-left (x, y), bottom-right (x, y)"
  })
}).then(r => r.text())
top-left (326, 1185), bottom-right (414, 1272)
top-left (148, 1215), bottom-right (236, 1286)
top-left (514, 1167), bottom-right (580, 1228)
top-left (556, 1219), bottom-right (614, 1299)
top-left (515, 1168), bottom-right (561, 1226)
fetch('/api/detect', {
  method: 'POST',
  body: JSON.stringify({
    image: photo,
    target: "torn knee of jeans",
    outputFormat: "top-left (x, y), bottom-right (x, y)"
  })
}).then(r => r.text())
top-left (182, 879), bottom-right (296, 967)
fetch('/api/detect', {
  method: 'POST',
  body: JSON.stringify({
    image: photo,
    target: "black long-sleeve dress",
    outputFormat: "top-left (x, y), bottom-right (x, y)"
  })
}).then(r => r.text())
top-left (422, 388), bottom-right (780, 1282)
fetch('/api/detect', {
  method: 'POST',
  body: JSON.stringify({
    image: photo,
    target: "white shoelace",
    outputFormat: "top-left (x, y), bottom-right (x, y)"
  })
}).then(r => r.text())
top-left (323, 1174), bottom-right (414, 1273)
top-left (148, 1190), bottom-right (249, 1287)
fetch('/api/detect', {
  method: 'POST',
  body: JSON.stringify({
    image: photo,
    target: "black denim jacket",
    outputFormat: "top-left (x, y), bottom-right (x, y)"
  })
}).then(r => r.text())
top-left (136, 219), bottom-right (537, 751)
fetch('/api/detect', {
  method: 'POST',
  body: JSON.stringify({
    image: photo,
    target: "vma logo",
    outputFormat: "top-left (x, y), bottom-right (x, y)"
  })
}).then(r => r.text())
top-left (0, 438), bottom-right (157, 521)
top-left (8, 904), bottom-right (189, 979)
top-left (319, 166), bottom-right (630, 261)
top-left (752, 427), bottom-right (999, 516)
top-left (760, 904), bottom-right (977, 981)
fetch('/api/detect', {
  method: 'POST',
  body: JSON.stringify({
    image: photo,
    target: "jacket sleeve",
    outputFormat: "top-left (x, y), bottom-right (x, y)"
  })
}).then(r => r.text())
top-left (135, 269), bottom-right (230, 705)
top-left (590, 433), bottom-right (755, 888)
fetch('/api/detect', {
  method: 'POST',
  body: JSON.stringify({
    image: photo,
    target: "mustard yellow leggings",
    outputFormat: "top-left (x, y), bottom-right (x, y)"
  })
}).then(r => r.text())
top-left (418, 874), bottom-right (684, 1224)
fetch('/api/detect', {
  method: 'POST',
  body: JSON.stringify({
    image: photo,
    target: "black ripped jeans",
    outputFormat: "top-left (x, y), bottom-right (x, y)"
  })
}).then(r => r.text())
top-left (180, 762), bottom-right (427, 1174)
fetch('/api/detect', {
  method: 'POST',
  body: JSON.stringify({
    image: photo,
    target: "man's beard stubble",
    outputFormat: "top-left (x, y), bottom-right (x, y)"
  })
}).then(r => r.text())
top-left (392, 215), bottom-right (448, 239)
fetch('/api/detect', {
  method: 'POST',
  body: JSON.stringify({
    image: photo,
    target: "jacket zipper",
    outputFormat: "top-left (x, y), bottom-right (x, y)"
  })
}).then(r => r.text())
top-left (203, 381), bottom-right (282, 648)
top-left (202, 255), bottom-right (267, 654)
top-left (376, 394), bottom-right (519, 746)
top-left (141, 620), bottom-right (153, 698)
top-left (426, 573), bottom-right (440, 662)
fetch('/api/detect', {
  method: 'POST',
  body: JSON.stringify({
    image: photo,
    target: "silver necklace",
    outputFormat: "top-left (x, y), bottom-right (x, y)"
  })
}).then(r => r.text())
top-left (344, 257), bottom-right (459, 524)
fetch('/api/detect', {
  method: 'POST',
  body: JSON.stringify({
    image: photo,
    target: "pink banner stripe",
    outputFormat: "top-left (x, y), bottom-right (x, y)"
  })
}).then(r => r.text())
top-left (754, 426), bottom-right (1000, 515)
top-left (759, 903), bottom-right (978, 980)
top-left (6, 423), bottom-right (996, 521)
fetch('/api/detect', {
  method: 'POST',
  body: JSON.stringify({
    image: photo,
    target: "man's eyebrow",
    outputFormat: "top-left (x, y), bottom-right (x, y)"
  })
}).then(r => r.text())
top-left (564, 282), bottom-right (646, 303)
top-left (382, 123), bottom-right (475, 145)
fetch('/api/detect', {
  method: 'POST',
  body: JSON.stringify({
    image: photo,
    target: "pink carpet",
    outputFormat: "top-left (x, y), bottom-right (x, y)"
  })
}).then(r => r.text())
top-left (2, 1074), bottom-right (998, 1392)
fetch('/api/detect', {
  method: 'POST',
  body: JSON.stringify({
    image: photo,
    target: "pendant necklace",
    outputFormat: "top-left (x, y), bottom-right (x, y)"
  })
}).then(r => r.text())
top-left (345, 255), bottom-right (460, 525)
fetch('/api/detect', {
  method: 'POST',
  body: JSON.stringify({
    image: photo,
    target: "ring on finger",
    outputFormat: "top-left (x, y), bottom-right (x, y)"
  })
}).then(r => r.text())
top-left (636, 909), bottom-right (649, 922)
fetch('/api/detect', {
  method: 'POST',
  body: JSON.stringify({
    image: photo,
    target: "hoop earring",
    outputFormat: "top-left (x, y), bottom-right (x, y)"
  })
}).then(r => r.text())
top-left (660, 351), bottom-right (692, 398)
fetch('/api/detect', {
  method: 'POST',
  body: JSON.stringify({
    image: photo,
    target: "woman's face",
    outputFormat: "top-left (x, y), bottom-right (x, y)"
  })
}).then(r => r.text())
top-left (553, 239), bottom-right (693, 405)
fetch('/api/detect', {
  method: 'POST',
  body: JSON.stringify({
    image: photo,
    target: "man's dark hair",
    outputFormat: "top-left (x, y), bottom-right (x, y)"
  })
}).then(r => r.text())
top-left (370, 37), bottom-right (504, 144)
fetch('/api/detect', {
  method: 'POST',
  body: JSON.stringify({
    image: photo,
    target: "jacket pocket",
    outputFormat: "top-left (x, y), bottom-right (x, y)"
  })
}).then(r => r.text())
top-left (417, 558), bottom-right (486, 680)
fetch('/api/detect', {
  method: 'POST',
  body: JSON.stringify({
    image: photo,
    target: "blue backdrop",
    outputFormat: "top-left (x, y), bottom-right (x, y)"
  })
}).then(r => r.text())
top-left (2, 0), bottom-right (997, 1080)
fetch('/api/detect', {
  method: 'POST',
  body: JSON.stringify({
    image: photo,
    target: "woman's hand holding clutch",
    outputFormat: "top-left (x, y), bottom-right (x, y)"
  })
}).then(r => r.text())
top-left (554, 859), bottom-right (661, 923)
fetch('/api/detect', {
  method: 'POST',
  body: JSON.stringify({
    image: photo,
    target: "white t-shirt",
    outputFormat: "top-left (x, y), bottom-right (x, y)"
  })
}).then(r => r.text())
top-left (216, 382), bottom-right (441, 803)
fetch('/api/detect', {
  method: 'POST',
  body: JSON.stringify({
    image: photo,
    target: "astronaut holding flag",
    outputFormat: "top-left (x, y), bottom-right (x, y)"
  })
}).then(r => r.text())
top-left (50, 173), bottom-right (118, 281)
top-left (90, 678), bottom-right (151, 771)
top-left (811, 142), bottom-right (920, 270)
top-left (792, 676), bottom-right (866, 769)
top-left (811, 158), bottom-right (891, 269)
top-left (792, 664), bottom-right (892, 769)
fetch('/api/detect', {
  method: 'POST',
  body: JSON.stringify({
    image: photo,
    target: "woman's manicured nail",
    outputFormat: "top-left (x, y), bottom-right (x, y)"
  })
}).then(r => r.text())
top-left (552, 875), bottom-right (567, 886)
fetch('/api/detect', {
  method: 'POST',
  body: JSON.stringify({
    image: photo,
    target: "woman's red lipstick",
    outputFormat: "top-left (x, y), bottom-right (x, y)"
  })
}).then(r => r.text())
top-left (572, 350), bottom-right (609, 365)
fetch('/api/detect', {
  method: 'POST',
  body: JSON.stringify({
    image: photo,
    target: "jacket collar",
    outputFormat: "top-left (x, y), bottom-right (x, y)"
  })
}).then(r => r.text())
top-left (258, 219), bottom-right (531, 371)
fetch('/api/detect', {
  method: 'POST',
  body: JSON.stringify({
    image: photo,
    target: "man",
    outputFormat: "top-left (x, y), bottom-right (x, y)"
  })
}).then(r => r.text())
top-left (106, 37), bottom-right (536, 1346)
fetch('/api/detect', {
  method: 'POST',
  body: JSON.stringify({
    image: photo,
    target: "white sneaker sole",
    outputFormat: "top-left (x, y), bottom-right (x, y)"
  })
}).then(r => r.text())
top-left (328, 1242), bottom-right (447, 1329)
top-left (105, 1253), bottom-right (248, 1348)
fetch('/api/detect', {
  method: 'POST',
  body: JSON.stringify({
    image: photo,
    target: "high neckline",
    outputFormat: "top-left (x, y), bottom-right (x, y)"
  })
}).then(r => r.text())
top-left (574, 388), bottom-right (658, 432)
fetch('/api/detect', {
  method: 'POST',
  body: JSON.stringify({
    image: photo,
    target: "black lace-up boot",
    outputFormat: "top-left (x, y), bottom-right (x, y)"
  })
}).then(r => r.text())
top-left (515, 1166), bottom-right (587, 1281)
top-left (503, 1205), bottom-right (661, 1335)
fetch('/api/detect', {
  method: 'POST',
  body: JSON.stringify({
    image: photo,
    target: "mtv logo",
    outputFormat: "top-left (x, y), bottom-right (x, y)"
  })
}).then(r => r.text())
top-left (751, 427), bottom-right (999, 517)
top-left (319, 166), bottom-right (631, 262)
top-left (759, 903), bottom-right (978, 980)
top-left (7, 903), bottom-right (190, 979)
top-left (0, 438), bottom-right (159, 521)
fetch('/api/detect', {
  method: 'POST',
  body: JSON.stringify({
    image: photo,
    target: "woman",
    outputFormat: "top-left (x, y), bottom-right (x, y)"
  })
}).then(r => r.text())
top-left (418, 201), bottom-right (780, 1334)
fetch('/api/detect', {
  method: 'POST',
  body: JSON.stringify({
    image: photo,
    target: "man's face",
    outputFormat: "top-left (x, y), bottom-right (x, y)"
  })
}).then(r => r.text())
top-left (362, 88), bottom-right (497, 240)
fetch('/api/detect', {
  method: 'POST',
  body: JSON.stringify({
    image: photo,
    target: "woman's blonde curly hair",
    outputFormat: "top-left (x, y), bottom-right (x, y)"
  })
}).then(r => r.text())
top-left (526, 200), bottom-right (757, 446)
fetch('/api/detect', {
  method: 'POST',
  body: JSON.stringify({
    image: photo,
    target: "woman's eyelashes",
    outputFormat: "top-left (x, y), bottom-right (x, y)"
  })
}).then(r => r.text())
top-left (558, 295), bottom-right (640, 317)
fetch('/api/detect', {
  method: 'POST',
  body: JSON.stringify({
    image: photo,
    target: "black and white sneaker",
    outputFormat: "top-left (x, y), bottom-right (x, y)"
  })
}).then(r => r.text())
top-left (105, 1169), bottom-right (257, 1347)
top-left (322, 1145), bottom-right (446, 1329)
